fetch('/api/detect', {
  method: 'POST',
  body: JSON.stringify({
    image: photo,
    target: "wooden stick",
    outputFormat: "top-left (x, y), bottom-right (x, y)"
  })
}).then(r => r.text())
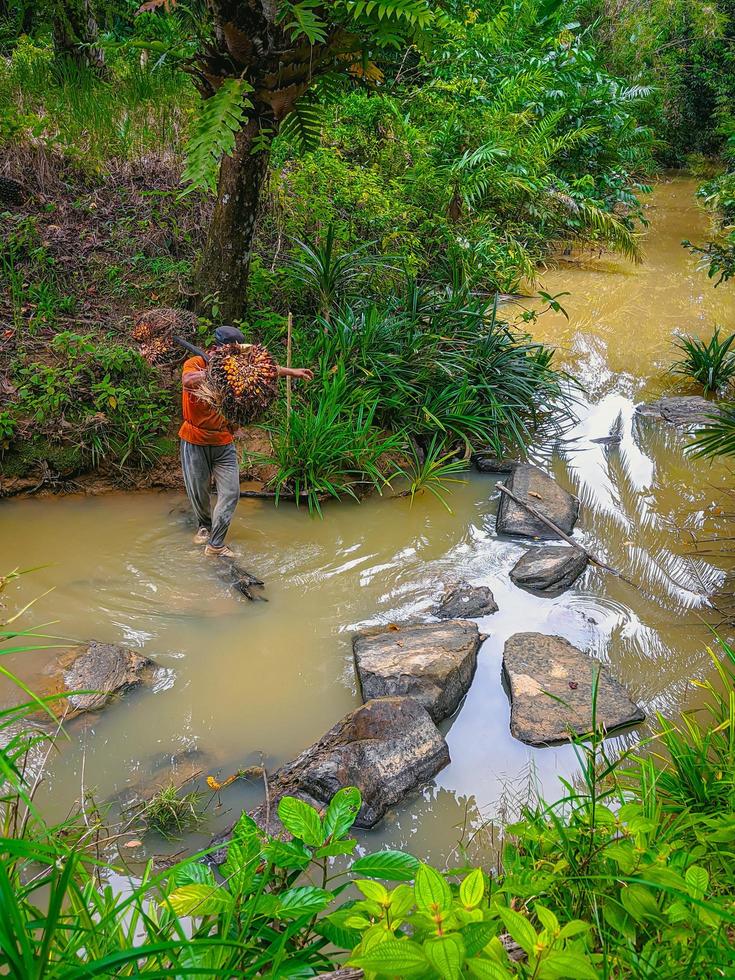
top-left (285, 312), bottom-right (293, 433)
top-left (495, 481), bottom-right (641, 590)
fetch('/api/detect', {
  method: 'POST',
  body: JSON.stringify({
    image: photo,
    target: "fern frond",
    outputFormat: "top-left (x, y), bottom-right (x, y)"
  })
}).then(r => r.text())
top-left (280, 98), bottom-right (323, 154)
top-left (180, 79), bottom-right (253, 196)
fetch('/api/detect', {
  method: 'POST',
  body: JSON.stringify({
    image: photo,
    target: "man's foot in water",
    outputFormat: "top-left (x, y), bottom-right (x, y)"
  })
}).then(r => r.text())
top-left (204, 543), bottom-right (236, 558)
top-left (193, 527), bottom-right (210, 545)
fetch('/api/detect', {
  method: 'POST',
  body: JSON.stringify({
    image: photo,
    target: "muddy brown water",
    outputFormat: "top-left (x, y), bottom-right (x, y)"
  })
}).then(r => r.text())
top-left (2, 175), bottom-right (735, 866)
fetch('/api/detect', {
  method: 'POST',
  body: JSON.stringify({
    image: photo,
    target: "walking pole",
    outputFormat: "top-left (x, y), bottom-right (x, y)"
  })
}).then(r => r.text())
top-left (286, 312), bottom-right (293, 438)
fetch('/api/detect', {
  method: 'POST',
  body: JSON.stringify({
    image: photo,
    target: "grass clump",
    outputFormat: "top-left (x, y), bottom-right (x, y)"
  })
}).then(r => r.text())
top-left (139, 783), bottom-right (204, 839)
top-left (671, 327), bottom-right (735, 395)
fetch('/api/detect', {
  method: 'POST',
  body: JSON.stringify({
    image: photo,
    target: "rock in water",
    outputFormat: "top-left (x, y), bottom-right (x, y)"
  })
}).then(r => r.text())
top-left (473, 452), bottom-right (519, 473)
top-left (353, 621), bottom-right (483, 722)
top-left (635, 396), bottom-right (717, 429)
top-left (496, 464), bottom-right (579, 539)
top-left (42, 641), bottom-right (157, 718)
top-left (503, 633), bottom-right (645, 746)
top-left (510, 546), bottom-right (588, 596)
top-left (251, 697), bottom-right (450, 830)
top-left (434, 582), bottom-right (499, 619)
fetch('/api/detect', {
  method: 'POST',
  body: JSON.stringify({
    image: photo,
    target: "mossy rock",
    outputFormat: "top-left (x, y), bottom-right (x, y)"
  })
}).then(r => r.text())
top-left (1, 439), bottom-right (86, 479)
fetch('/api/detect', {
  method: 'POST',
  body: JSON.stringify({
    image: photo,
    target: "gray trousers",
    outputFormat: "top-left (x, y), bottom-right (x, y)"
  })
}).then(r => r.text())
top-left (180, 440), bottom-right (240, 548)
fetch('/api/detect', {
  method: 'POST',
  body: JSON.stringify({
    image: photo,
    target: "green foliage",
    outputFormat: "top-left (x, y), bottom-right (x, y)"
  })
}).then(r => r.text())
top-left (688, 405), bottom-right (735, 459)
top-left (671, 328), bottom-right (735, 395)
top-left (392, 436), bottom-right (470, 512)
top-left (181, 79), bottom-right (254, 195)
top-left (685, 152), bottom-right (735, 285)
top-left (6, 332), bottom-right (172, 470)
top-left (249, 369), bottom-right (400, 514)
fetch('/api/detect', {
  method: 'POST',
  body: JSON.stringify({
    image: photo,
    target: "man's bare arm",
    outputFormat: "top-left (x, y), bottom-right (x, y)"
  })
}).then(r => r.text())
top-left (276, 366), bottom-right (314, 380)
top-left (183, 369), bottom-right (206, 390)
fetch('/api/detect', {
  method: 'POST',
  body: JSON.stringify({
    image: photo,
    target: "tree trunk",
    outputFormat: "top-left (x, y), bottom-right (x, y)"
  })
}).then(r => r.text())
top-left (195, 116), bottom-right (274, 321)
top-left (51, 0), bottom-right (106, 75)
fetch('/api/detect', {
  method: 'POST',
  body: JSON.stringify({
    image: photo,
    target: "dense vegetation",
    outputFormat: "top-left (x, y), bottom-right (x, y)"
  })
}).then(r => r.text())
top-left (1, 0), bottom-right (698, 501)
top-left (2, 572), bottom-right (734, 976)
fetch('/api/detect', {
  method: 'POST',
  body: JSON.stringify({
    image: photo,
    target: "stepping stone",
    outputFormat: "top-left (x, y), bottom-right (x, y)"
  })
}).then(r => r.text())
top-left (250, 697), bottom-right (450, 831)
top-left (496, 464), bottom-right (579, 539)
top-left (353, 620), bottom-right (483, 722)
top-left (503, 633), bottom-right (645, 746)
top-left (635, 396), bottom-right (718, 429)
top-left (510, 546), bottom-right (588, 596)
top-left (41, 641), bottom-right (158, 719)
top-left (434, 582), bottom-right (498, 619)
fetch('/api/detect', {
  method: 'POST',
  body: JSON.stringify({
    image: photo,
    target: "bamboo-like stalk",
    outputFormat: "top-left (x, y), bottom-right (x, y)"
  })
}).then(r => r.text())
top-left (286, 311), bottom-right (293, 437)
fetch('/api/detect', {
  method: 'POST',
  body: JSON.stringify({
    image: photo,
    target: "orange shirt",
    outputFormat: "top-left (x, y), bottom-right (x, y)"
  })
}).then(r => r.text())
top-left (178, 356), bottom-right (233, 446)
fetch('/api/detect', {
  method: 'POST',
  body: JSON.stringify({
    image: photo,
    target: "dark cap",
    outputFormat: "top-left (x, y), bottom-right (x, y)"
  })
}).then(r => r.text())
top-left (214, 325), bottom-right (246, 346)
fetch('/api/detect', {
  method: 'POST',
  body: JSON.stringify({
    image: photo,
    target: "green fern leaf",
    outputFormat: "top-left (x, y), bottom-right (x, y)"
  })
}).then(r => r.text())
top-left (181, 79), bottom-right (253, 196)
top-left (280, 99), bottom-right (323, 154)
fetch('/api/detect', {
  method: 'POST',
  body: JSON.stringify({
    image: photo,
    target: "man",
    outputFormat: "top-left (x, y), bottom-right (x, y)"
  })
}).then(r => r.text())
top-left (180, 325), bottom-right (313, 558)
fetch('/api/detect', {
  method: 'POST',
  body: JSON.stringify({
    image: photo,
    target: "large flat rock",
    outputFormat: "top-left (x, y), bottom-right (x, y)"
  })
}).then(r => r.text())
top-left (251, 697), bottom-right (450, 831)
top-left (434, 582), bottom-right (498, 620)
top-left (41, 641), bottom-right (157, 718)
top-left (503, 633), bottom-right (645, 745)
top-left (496, 464), bottom-right (579, 539)
top-left (635, 396), bottom-right (718, 429)
top-left (353, 620), bottom-right (483, 722)
top-left (510, 546), bottom-right (588, 596)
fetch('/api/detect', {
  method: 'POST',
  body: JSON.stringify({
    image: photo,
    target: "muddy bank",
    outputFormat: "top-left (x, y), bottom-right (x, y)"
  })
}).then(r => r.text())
top-left (0, 426), bottom-right (276, 499)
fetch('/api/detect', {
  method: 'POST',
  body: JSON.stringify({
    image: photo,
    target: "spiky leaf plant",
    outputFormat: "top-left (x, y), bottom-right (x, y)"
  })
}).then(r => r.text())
top-left (671, 328), bottom-right (735, 395)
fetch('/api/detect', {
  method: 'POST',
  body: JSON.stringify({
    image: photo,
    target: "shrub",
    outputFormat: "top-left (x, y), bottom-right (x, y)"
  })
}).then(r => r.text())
top-left (671, 328), bottom-right (735, 394)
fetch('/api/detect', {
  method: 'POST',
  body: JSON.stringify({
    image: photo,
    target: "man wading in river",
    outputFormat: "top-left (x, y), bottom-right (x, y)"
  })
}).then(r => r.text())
top-left (180, 325), bottom-right (313, 558)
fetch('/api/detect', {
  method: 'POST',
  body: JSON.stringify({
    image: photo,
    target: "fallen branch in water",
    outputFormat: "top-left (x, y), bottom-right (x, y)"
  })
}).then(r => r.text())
top-left (495, 481), bottom-right (641, 591)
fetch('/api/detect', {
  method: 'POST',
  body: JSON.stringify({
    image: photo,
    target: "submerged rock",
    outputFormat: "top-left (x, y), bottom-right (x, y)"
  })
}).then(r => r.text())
top-left (473, 452), bottom-right (519, 473)
top-left (509, 546), bottom-right (588, 596)
top-left (503, 633), bottom-right (645, 746)
top-left (434, 582), bottom-right (499, 620)
top-left (635, 396), bottom-right (718, 429)
top-left (496, 464), bottom-right (579, 539)
top-left (251, 697), bottom-right (450, 832)
top-left (353, 620), bottom-right (483, 722)
top-left (42, 641), bottom-right (157, 718)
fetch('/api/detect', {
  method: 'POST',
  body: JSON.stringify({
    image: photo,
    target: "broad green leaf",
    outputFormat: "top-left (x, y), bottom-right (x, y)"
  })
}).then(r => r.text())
top-left (603, 899), bottom-right (637, 941)
top-left (165, 883), bottom-right (233, 916)
top-left (350, 938), bottom-right (428, 975)
top-left (232, 810), bottom-right (260, 842)
top-left (414, 863), bottom-right (452, 913)
top-left (275, 885), bottom-right (332, 919)
top-left (344, 913), bottom-right (373, 930)
top-left (315, 839), bottom-right (357, 858)
top-left (497, 907), bottom-right (537, 955)
top-left (534, 903), bottom-right (559, 936)
top-left (536, 950), bottom-right (599, 979)
top-left (463, 921), bottom-right (499, 956)
top-left (424, 933), bottom-right (466, 979)
top-left (356, 879), bottom-right (389, 904)
top-left (467, 957), bottom-right (513, 979)
top-left (620, 883), bottom-right (660, 923)
top-left (558, 919), bottom-right (591, 940)
top-left (460, 867), bottom-right (486, 909)
top-left (316, 914), bottom-right (364, 949)
top-left (323, 786), bottom-right (362, 840)
top-left (263, 838), bottom-right (312, 869)
top-left (277, 795), bottom-right (324, 846)
top-left (172, 861), bottom-right (214, 887)
top-left (390, 883), bottom-right (415, 918)
top-left (685, 865), bottom-right (709, 899)
top-left (352, 849), bottom-right (420, 880)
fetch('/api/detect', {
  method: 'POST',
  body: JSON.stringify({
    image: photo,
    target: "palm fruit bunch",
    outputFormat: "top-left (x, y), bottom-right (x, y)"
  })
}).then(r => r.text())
top-left (205, 343), bottom-right (279, 425)
top-left (0, 177), bottom-right (26, 208)
top-left (132, 308), bottom-right (197, 365)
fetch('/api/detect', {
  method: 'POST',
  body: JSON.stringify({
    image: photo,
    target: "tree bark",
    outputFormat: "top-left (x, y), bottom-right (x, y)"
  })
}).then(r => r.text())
top-left (195, 115), bottom-right (274, 321)
top-left (51, 0), bottom-right (107, 75)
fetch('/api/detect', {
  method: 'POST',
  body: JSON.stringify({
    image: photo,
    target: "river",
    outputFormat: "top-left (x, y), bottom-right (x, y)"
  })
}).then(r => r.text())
top-left (2, 175), bottom-right (735, 866)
